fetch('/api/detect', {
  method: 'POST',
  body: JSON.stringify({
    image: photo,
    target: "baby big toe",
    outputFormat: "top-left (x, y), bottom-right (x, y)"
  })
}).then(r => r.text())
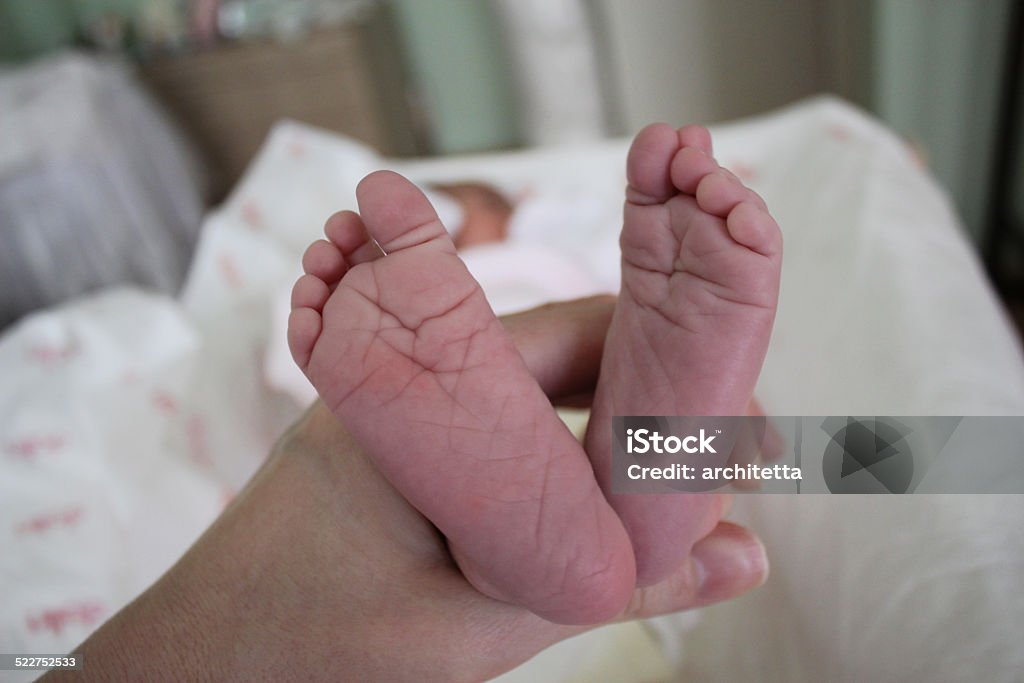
top-left (625, 123), bottom-right (684, 205)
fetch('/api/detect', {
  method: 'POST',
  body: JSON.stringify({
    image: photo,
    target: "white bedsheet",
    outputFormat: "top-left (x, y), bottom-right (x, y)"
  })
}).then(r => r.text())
top-left (2, 96), bottom-right (1023, 682)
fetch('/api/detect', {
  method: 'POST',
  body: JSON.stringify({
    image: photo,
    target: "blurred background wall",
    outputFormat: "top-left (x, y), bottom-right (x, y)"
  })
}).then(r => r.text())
top-left (598, 0), bottom-right (1017, 258)
top-left (0, 0), bottom-right (1021, 281)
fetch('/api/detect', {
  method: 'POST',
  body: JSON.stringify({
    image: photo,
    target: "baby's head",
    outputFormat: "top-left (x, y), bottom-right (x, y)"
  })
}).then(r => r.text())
top-left (427, 182), bottom-right (513, 249)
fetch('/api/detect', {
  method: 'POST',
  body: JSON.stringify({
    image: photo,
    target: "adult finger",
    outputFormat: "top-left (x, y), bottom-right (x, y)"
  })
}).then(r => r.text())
top-left (475, 519), bottom-right (769, 678)
top-left (500, 295), bottom-right (615, 401)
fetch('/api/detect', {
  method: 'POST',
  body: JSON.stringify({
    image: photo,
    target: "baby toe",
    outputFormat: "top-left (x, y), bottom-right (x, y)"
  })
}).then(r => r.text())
top-left (287, 307), bottom-right (323, 371)
top-left (291, 273), bottom-right (331, 311)
top-left (302, 239), bottom-right (347, 283)
top-left (726, 201), bottom-right (782, 257)
top-left (626, 123), bottom-right (682, 205)
top-left (695, 170), bottom-right (766, 218)
top-left (677, 124), bottom-right (713, 156)
top-left (356, 170), bottom-right (455, 254)
top-left (325, 211), bottom-right (381, 266)
top-left (670, 146), bottom-right (718, 195)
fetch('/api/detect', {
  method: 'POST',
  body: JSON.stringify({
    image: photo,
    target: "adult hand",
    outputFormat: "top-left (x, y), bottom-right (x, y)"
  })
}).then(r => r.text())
top-left (51, 297), bottom-right (767, 682)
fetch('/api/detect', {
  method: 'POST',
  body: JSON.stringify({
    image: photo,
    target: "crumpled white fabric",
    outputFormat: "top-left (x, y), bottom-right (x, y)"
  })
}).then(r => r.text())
top-left (2, 96), bottom-right (1023, 682)
top-left (0, 291), bottom-right (227, 677)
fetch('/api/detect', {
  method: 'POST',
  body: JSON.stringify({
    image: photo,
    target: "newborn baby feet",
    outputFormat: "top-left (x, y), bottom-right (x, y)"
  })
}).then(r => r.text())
top-left (288, 171), bottom-right (634, 624)
top-left (586, 124), bottom-right (782, 585)
top-left (289, 125), bottom-right (781, 619)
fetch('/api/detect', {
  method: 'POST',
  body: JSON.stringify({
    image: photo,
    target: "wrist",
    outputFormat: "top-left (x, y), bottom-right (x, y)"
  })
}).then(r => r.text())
top-left (53, 413), bottom-right (370, 680)
top-left (44, 552), bottom-right (233, 680)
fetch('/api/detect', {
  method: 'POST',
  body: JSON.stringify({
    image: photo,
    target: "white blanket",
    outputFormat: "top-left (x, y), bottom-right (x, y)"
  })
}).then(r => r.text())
top-left (2, 96), bottom-right (1023, 682)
